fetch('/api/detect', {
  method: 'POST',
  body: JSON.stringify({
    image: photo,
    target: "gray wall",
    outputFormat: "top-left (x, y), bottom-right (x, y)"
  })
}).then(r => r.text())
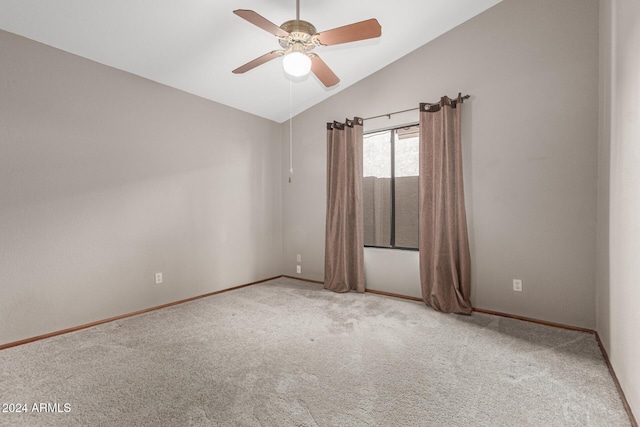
top-left (282, 0), bottom-right (599, 328)
top-left (597, 0), bottom-right (640, 417)
top-left (0, 30), bottom-right (283, 345)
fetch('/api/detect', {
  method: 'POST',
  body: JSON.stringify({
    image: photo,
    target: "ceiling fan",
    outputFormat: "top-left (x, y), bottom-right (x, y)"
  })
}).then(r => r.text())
top-left (232, 0), bottom-right (382, 87)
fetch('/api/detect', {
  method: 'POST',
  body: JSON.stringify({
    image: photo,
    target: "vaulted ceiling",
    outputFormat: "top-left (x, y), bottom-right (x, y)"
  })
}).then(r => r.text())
top-left (0, 0), bottom-right (501, 123)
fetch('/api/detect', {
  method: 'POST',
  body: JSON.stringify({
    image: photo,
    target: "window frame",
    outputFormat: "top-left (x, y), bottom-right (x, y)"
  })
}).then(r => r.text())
top-left (363, 123), bottom-right (419, 252)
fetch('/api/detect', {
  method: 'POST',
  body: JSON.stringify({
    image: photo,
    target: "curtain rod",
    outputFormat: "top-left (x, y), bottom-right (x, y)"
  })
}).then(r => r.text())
top-left (363, 94), bottom-right (470, 121)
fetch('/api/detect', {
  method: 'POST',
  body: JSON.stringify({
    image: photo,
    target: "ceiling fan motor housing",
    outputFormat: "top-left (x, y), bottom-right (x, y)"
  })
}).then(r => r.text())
top-left (279, 20), bottom-right (317, 49)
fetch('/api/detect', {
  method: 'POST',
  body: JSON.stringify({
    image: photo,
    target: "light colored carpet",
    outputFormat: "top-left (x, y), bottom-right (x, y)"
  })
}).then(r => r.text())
top-left (0, 277), bottom-right (631, 426)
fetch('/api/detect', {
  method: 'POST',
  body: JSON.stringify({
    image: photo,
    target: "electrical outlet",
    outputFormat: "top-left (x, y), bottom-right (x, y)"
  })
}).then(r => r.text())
top-left (296, 265), bottom-right (301, 274)
top-left (296, 254), bottom-right (302, 263)
top-left (155, 272), bottom-right (163, 285)
top-left (513, 279), bottom-right (522, 292)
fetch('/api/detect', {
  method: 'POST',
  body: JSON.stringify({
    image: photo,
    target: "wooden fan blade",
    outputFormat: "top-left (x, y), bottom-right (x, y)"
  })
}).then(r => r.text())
top-left (311, 55), bottom-right (339, 87)
top-left (315, 18), bottom-right (381, 46)
top-left (233, 10), bottom-right (289, 37)
top-left (233, 51), bottom-right (282, 74)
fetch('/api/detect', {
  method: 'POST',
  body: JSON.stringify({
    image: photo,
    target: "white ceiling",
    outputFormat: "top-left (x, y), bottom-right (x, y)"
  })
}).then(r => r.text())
top-left (0, 0), bottom-right (501, 123)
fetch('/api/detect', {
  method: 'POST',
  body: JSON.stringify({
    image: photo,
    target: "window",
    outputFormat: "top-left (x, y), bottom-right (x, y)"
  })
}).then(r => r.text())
top-left (363, 124), bottom-right (419, 250)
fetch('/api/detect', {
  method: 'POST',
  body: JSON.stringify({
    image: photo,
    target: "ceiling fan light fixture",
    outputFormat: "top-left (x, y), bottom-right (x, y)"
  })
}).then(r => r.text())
top-left (282, 44), bottom-right (311, 77)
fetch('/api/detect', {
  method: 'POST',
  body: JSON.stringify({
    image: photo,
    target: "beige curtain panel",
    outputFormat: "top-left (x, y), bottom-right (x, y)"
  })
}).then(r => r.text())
top-left (324, 117), bottom-right (365, 293)
top-left (419, 95), bottom-right (472, 314)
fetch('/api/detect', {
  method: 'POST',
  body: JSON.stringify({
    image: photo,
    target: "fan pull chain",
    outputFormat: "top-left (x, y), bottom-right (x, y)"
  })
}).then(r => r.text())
top-left (289, 75), bottom-right (293, 183)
